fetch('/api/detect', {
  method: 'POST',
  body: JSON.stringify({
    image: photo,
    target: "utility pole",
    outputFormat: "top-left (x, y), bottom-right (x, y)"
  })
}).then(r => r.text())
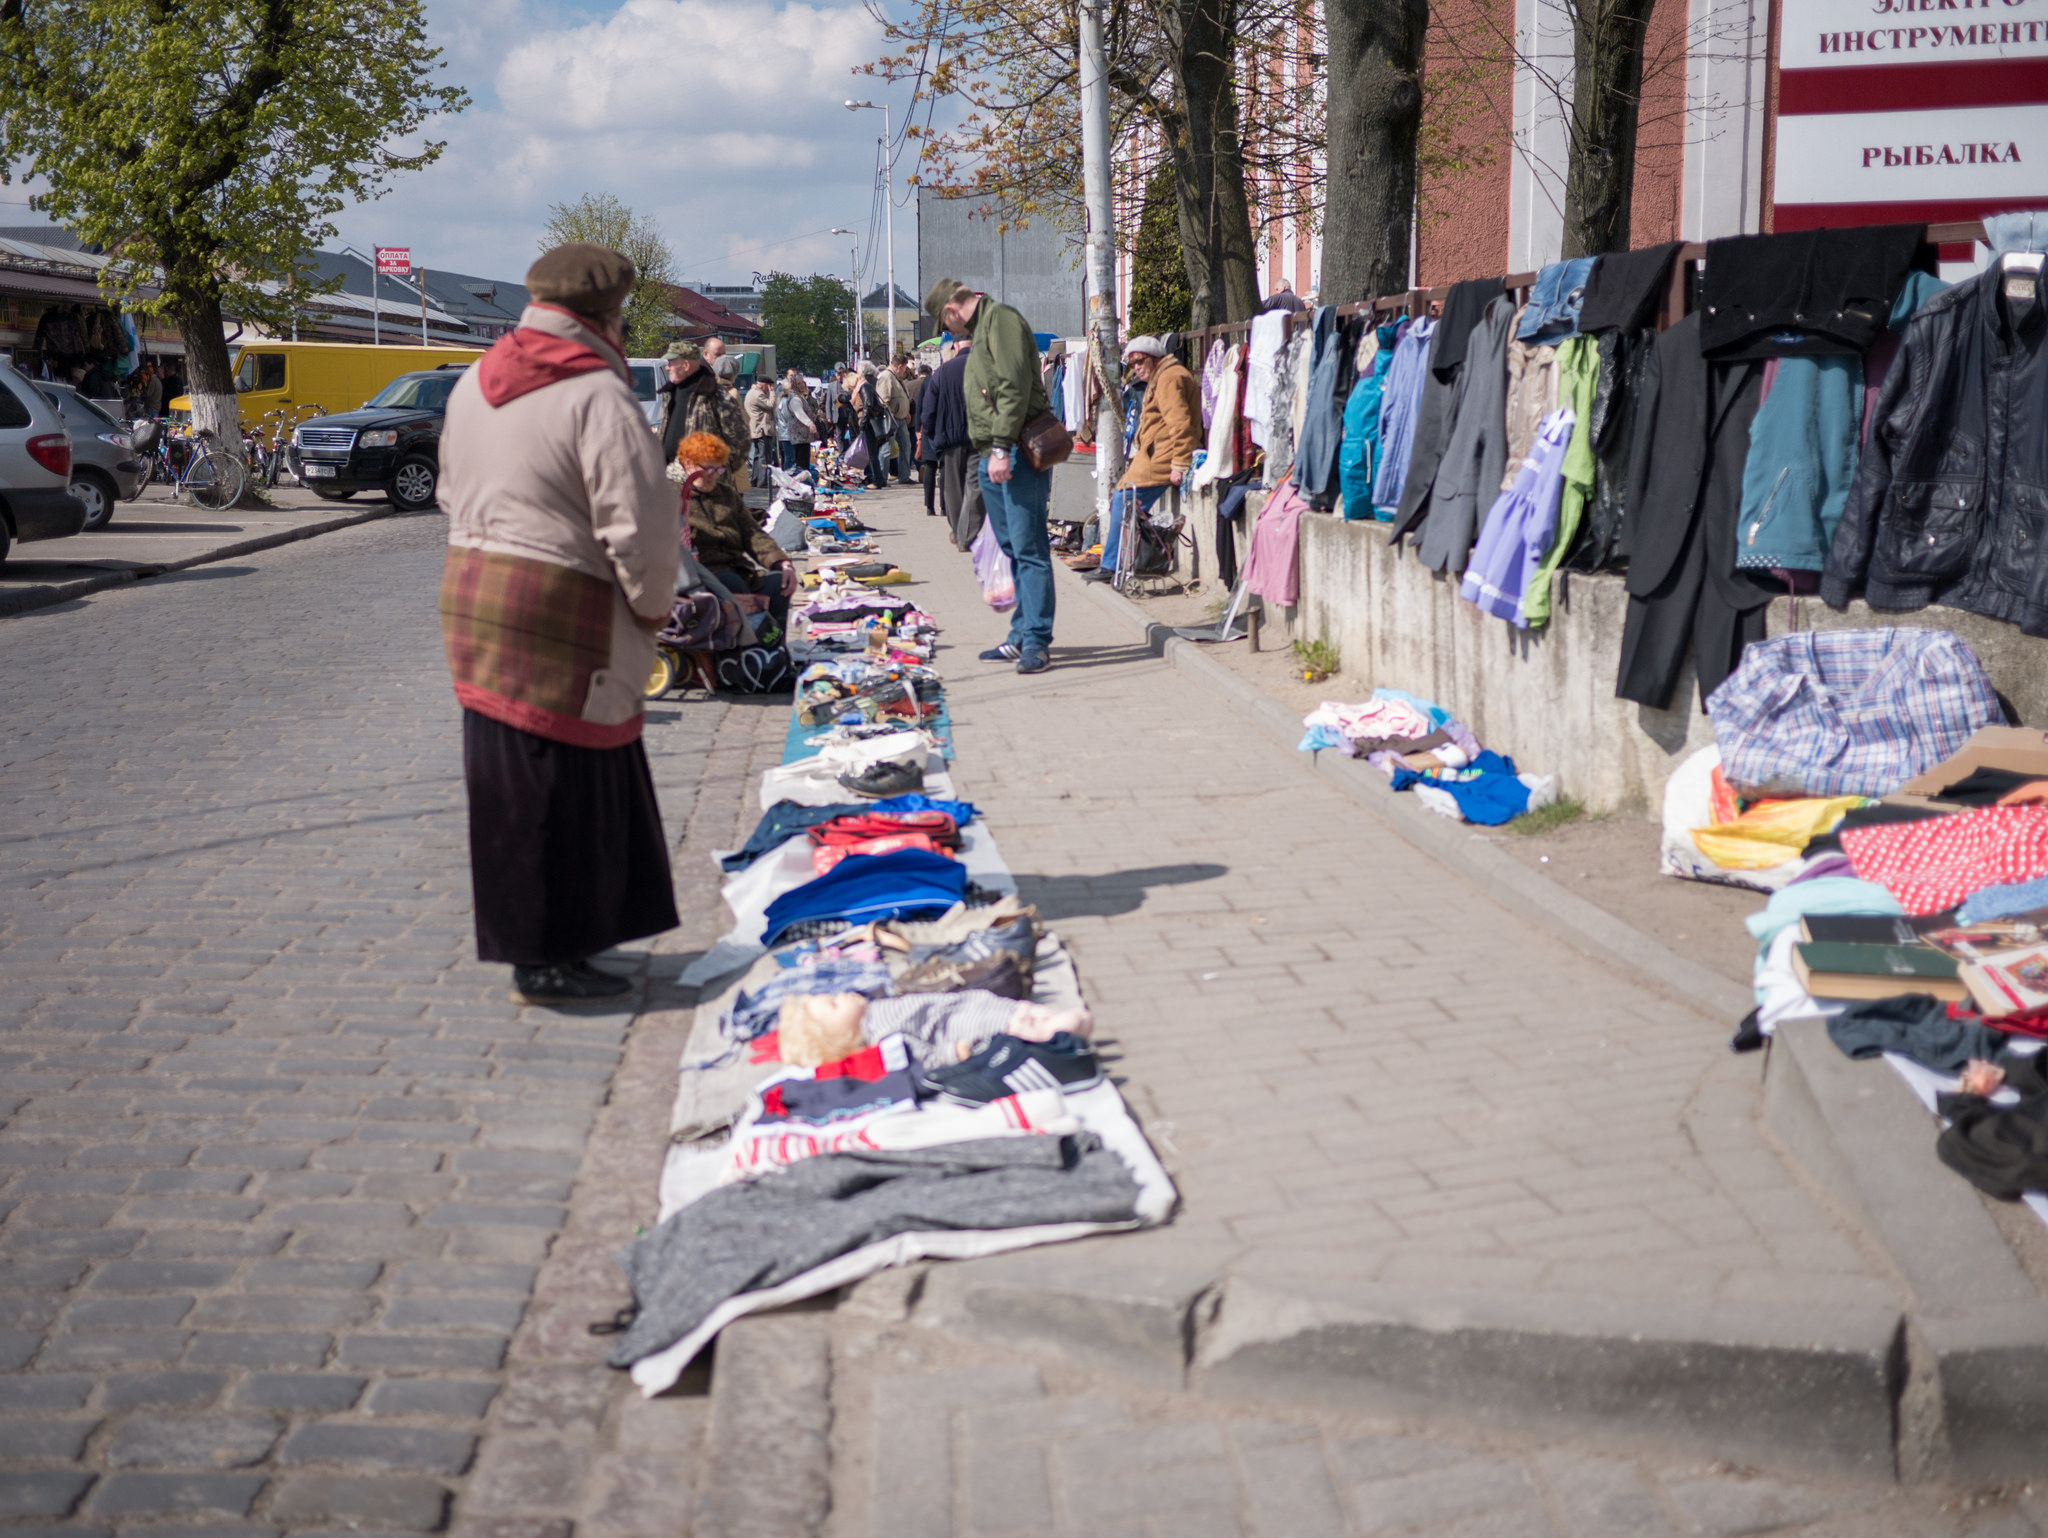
top-left (1078, 0), bottom-right (1124, 528)
top-left (846, 100), bottom-right (894, 360)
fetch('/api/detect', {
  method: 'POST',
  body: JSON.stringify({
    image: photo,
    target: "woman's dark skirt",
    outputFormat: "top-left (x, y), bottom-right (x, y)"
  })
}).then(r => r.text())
top-left (462, 710), bottom-right (679, 966)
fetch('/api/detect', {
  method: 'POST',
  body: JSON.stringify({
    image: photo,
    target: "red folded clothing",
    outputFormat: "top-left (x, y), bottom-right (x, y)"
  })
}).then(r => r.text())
top-left (1843, 806), bottom-right (2048, 916)
top-left (810, 810), bottom-right (960, 849)
top-left (811, 832), bottom-right (949, 875)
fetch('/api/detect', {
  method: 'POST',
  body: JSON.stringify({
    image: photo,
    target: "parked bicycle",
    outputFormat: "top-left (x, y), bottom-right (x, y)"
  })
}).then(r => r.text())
top-left (244, 403), bottom-right (325, 487)
top-left (132, 420), bottom-right (246, 510)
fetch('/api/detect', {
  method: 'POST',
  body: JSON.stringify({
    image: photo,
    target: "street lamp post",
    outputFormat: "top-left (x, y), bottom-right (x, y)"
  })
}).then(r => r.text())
top-left (830, 227), bottom-right (858, 363)
top-left (845, 100), bottom-right (893, 362)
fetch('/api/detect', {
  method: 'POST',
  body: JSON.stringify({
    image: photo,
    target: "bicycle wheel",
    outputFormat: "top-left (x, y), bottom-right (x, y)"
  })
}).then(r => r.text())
top-left (186, 448), bottom-right (246, 510)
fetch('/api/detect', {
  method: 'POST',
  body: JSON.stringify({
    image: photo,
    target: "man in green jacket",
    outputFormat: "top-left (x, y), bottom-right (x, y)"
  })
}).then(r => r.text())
top-left (925, 277), bottom-right (1054, 674)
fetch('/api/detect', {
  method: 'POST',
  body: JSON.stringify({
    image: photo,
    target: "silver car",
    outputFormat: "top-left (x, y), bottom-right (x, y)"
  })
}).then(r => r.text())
top-left (34, 382), bottom-right (145, 531)
top-left (0, 362), bottom-right (85, 564)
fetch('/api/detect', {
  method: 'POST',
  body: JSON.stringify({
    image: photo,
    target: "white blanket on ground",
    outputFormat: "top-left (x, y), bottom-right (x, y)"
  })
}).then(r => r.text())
top-left (676, 819), bottom-right (1014, 987)
top-left (629, 1078), bottom-right (1178, 1397)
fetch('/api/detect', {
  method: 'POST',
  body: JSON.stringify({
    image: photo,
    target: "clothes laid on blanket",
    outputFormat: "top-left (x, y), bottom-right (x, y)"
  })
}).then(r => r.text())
top-left (1844, 806), bottom-right (2048, 916)
top-left (1616, 312), bottom-right (1776, 709)
top-left (1959, 874), bottom-right (2048, 925)
top-left (1705, 628), bottom-right (2002, 798)
top-left (1240, 478), bottom-right (1308, 607)
top-left (607, 1134), bottom-right (1141, 1369)
top-left (760, 848), bottom-right (969, 945)
top-left (723, 801), bottom-right (867, 871)
top-left (895, 914), bottom-right (1038, 997)
top-left (1521, 337), bottom-right (1600, 626)
top-left (1938, 1050), bottom-right (2048, 1200)
top-left (1460, 408), bottom-right (1575, 626)
top-left (1371, 319), bottom-right (1434, 514)
top-left (1414, 295), bottom-right (1514, 571)
top-left (1338, 323), bottom-right (1399, 520)
top-left (1579, 242), bottom-right (1683, 334)
top-left (1698, 224), bottom-right (1927, 360)
top-left (1827, 993), bottom-right (2007, 1074)
top-left (723, 1088), bottom-right (1075, 1179)
top-left (1515, 258), bottom-right (1597, 343)
top-left (858, 988), bottom-right (1045, 1066)
top-left (724, 957), bottom-right (895, 1042)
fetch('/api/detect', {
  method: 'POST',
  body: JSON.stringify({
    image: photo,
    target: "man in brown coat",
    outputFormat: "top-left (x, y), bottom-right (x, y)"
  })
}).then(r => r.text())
top-left (1086, 334), bottom-right (1201, 585)
top-left (438, 243), bottom-right (681, 1005)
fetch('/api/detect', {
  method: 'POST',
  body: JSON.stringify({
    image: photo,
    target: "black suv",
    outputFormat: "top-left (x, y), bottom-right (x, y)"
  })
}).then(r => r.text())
top-left (294, 366), bottom-right (466, 511)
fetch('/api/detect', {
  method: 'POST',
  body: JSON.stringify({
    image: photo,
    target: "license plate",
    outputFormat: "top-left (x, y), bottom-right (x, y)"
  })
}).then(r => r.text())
top-left (302, 463), bottom-right (337, 478)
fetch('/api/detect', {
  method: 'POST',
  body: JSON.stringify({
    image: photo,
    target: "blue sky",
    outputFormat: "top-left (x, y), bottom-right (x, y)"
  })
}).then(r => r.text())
top-left (325, 0), bottom-right (921, 292)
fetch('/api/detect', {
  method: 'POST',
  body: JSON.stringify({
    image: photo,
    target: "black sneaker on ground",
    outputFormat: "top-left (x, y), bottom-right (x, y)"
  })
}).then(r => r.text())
top-left (1082, 568), bottom-right (1115, 584)
top-left (924, 1032), bottom-right (1102, 1105)
top-left (977, 642), bottom-right (1021, 662)
top-left (511, 961), bottom-right (633, 1006)
top-left (837, 759), bottom-right (925, 799)
top-left (1016, 648), bottom-right (1051, 674)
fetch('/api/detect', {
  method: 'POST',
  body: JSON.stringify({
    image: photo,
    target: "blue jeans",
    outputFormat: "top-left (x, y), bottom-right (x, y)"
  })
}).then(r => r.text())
top-left (1100, 483), bottom-right (1165, 571)
top-left (978, 452), bottom-right (1054, 652)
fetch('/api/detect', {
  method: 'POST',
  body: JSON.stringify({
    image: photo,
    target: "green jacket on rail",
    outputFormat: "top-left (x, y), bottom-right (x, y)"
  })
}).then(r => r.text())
top-left (961, 295), bottom-right (1049, 455)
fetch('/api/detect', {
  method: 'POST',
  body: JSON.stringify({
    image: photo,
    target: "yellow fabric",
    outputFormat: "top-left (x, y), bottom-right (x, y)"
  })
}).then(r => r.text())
top-left (1690, 796), bottom-right (1866, 869)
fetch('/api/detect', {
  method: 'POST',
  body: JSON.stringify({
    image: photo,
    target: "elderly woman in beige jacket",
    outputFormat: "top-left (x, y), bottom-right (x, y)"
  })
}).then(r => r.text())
top-left (437, 243), bottom-right (681, 1006)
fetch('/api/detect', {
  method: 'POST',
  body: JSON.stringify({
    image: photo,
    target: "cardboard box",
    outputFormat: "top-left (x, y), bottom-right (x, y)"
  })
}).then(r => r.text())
top-left (1900, 726), bottom-right (2048, 798)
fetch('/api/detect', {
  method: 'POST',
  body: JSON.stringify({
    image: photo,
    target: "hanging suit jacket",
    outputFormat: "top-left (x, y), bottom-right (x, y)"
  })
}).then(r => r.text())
top-left (1616, 312), bottom-right (1777, 710)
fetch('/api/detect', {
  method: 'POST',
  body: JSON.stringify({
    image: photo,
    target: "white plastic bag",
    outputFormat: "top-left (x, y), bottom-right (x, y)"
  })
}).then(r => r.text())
top-left (970, 517), bottom-right (1016, 612)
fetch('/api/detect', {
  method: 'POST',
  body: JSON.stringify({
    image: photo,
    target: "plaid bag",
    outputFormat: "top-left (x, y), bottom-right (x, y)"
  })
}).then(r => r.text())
top-left (1706, 628), bottom-right (2002, 797)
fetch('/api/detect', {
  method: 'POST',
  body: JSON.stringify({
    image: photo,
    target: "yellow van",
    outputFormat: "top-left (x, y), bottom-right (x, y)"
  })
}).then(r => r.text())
top-left (168, 340), bottom-right (486, 429)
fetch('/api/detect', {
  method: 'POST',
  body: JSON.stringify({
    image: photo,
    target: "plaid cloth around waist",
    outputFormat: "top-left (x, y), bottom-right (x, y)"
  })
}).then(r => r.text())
top-left (440, 545), bottom-right (631, 748)
top-left (1706, 627), bottom-right (2000, 797)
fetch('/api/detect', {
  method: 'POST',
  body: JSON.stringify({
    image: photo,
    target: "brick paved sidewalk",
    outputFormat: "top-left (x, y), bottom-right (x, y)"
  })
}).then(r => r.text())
top-left (885, 489), bottom-right (1891, 1315)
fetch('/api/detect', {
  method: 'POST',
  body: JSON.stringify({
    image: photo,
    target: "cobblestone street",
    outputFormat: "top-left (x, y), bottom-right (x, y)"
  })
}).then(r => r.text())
top-left (0, 513), bottom-right (763, 1531)
top-left (1, 497), bottom-right (2043, 1535)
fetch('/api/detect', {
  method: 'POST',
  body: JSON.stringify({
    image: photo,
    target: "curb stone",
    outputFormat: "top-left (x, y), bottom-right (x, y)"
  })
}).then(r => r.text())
top-left (879, 560), bottom-right (2048, 1480)
top-left (0, 500), bottom-right (411, 619)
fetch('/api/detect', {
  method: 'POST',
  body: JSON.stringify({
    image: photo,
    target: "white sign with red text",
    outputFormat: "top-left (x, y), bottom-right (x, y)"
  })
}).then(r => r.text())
top-left (1772, 0), bottom-right (2048, 230)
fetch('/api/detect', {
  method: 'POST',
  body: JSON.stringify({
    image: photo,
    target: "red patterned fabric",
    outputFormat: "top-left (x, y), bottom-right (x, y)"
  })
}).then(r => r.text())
top-left (1843, 806), bottom-right (2048, 916)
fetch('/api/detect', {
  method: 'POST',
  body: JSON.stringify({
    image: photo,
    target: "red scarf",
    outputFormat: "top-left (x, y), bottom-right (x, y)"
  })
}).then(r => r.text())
top-left (475, 305), bottom-right (622, 406)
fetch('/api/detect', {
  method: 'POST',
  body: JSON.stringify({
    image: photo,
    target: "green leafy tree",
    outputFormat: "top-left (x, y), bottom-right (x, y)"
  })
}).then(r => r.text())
top-left (759, 272), bottom-right (856, 375)
top-left (541, 194), bottom-right (678, 355)
top-left (0, 0), bottom-right (469, 470)
top-left (1127, 163), bottom-right (1193, 336)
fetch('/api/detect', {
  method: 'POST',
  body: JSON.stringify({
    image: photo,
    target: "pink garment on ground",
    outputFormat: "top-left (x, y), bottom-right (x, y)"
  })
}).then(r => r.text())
top-left (1240, 477), bottom-right (1307, 606)
top-left (1842, 806), bottom-right (2048, 916)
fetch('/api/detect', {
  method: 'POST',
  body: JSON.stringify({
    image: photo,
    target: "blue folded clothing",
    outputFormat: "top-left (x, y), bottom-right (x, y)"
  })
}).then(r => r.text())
top-left (761, 848), bottom-right (969, 945)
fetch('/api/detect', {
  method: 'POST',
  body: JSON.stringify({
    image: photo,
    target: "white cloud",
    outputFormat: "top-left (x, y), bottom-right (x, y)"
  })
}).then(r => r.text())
top-left (330, 0), bottom-right (903, 288)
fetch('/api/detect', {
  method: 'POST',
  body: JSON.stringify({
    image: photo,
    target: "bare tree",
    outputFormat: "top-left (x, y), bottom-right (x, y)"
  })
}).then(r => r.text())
top-left (1321, 0), bottom-right (1429, 303)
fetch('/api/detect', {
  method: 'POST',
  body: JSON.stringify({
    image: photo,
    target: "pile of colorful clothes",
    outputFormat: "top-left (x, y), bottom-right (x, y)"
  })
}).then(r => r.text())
top-left (1296, 687), bottom-right (1557, 826)
top-left (1729, 694), bottom-right (2048, 1220)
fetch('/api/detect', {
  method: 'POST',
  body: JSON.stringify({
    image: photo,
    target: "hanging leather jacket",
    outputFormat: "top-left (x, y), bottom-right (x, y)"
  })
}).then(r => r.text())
top-left (1822, 265), bottom-right (2048, 635)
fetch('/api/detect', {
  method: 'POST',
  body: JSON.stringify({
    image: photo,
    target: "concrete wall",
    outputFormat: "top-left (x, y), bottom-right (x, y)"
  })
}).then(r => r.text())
top-left (1288, 513), bottom-right (2048, 817)
top-left (919, 190), bottom-right (1085, 339)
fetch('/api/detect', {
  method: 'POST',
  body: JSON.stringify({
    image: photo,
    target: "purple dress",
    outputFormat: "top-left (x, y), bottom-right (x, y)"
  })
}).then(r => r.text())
top-left (1459, 408), bottom-right (1574, 628)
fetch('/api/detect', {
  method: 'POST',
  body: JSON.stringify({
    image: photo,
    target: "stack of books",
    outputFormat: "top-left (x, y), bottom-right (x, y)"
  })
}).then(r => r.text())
top-left (1792, 910), bottom-right (2048, 1022)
